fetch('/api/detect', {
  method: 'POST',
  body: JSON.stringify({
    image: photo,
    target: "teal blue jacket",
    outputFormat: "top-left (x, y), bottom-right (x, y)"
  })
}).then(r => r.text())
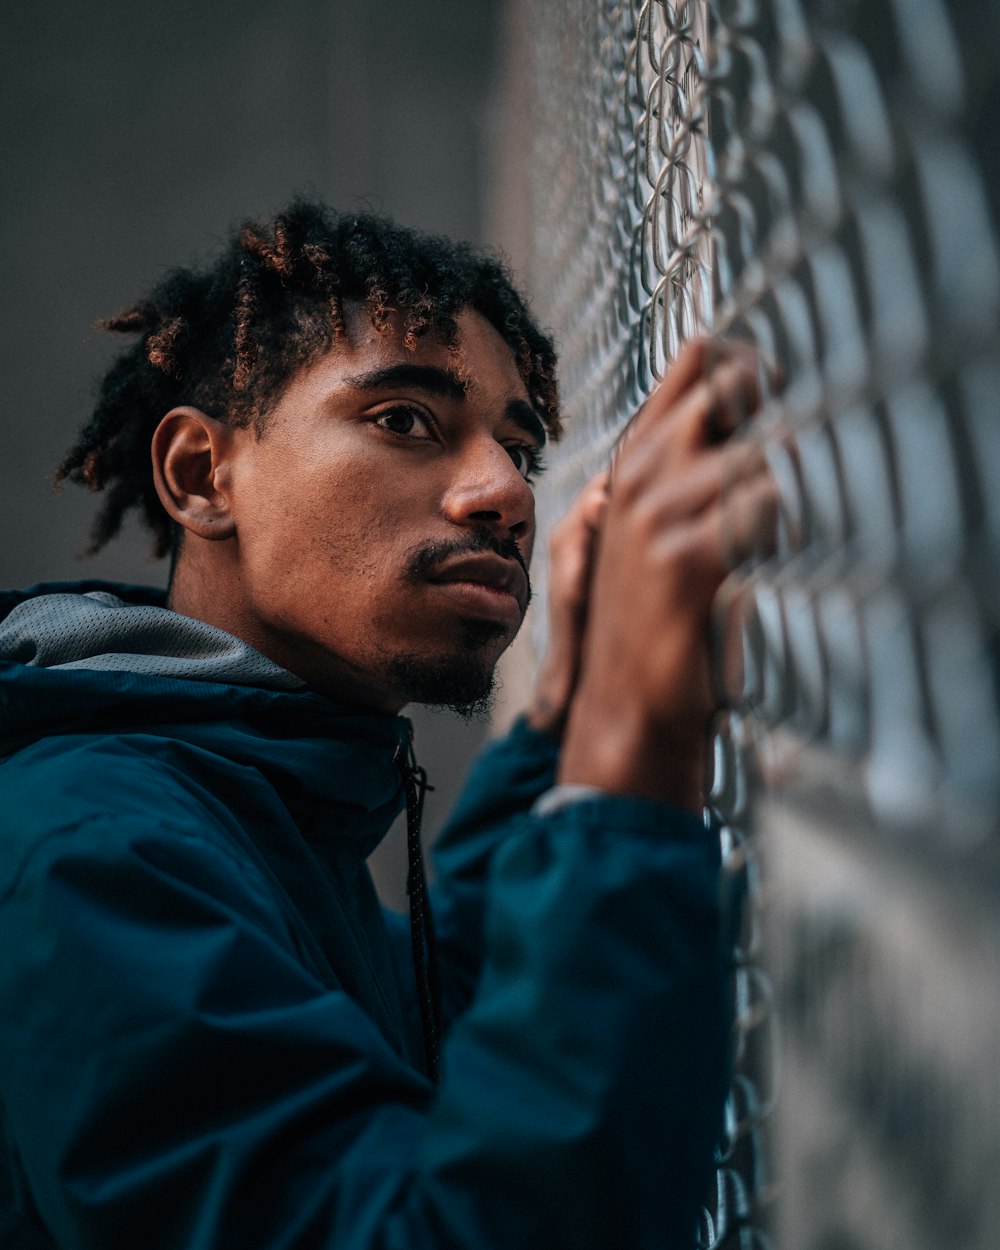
top-left (0, 584), bottom-right (731, 1248)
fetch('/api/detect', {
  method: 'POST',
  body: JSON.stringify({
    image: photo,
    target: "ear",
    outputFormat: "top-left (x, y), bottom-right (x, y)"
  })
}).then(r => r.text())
top-left (151, 407), bottom-right (238, 541)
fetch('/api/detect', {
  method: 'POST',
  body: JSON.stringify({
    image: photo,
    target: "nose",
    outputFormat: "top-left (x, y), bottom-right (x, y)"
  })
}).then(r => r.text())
top-left (440, 436), bottom-right (536, 548)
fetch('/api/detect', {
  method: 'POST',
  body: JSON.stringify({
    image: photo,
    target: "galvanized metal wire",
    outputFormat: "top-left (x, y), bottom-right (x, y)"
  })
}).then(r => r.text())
top-left (527, 1), bottom-right (1000, 1246)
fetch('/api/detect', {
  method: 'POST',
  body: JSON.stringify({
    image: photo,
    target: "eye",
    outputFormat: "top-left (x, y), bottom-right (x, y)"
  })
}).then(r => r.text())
top-left (373, 405), bottom-right (434, 439)
top-left (505, 443), bottom-right (547, 482)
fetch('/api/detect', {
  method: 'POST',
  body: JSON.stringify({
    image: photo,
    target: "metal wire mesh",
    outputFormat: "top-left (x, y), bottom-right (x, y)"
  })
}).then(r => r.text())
top-left (527, 1), bottom-right (1000, 1246)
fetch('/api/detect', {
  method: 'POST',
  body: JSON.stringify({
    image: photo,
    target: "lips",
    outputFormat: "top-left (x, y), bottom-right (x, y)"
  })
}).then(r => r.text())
top-left (425, 553), bottom-right (529, 615)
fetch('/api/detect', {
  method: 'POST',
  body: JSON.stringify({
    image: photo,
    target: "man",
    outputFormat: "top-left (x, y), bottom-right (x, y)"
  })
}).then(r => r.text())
top-left (0, 201), bottom-right (773, 1248)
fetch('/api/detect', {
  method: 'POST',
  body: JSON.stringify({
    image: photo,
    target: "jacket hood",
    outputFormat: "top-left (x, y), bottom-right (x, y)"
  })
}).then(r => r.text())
top-left (0, 581), bottom-right (408, 856)
top-left (0, 581), bottom-right (307, 687)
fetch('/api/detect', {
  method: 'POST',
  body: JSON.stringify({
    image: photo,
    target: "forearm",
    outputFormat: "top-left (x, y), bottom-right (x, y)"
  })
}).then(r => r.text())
top-left (423, 793), bottom-right (732, 1249)
top-left (559, 684), bottom-right (709, 812)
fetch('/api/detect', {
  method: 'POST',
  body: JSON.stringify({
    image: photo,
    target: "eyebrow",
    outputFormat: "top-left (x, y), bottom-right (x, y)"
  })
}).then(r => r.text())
top-left (344, 363), bottom-right (467, 403)
top-left (505, 399), bottom-right (548, 448)
top-left (343, 363), bottom-right (547, 447)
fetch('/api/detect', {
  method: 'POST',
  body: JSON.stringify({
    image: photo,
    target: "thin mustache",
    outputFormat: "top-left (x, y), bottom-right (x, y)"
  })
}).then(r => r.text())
top-left (407, 530), bottom-right (532, 604)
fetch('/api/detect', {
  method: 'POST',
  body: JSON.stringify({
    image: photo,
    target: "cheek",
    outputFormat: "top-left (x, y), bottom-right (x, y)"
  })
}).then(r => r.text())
top-left (243, 457), bottom-right (411, 603)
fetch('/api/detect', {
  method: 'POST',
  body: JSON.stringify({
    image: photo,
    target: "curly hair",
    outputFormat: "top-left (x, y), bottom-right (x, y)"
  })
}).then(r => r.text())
top-left (57, 199), bottom-right (561, 558)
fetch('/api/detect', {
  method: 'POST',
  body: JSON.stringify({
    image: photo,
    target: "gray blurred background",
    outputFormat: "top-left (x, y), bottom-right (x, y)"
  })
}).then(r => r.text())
top-left (0, 0), bottom-right (531, 906)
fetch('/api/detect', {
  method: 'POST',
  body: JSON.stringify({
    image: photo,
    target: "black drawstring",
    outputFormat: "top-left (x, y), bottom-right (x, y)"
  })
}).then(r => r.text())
top-left (395, 734), bottom-right (443, 1084)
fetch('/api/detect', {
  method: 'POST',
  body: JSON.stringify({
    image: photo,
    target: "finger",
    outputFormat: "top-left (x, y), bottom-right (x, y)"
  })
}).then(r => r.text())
top-left (638, 338), bottom-right (760, 431)
top-left (613, 360), bottom-right (765, 497)
top-left (651, 336), bottom-right (718, 405)
top-left (710, 575), bottom-right (758, 709)
top-left (548, 471), bottom-right (612, 619)
top-left (551, 470), bottom-right (610, 547)
top-left (718, 470), bottom-right (781, 570)
top-left (616, 441), bottom-right (770, 531)
top-left (682, 354), bottom-right (763, 450)
top-left (656, 472), bottom-right (780, 594)
top-left (578, 469), bottom-right (610, 529)
top-left (650, 353), bottom-right (762, 458)
top-left (650, 475), bottom-right (785, 612)
top-left (609, 337), bottom-right (717, 471)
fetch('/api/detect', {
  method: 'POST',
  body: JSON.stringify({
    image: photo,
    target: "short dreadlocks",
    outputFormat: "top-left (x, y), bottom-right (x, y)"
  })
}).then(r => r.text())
top-left (57, 199), bottom-right (561, 558)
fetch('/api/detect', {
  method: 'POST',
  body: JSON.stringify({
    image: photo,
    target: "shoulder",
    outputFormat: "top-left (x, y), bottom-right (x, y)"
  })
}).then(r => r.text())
top-left (0, 730), bottom-right (284, 909)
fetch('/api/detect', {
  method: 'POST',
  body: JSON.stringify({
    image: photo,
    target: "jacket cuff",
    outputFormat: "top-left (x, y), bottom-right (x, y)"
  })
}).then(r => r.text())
top-left (531, 783), bottom-right (608, 817)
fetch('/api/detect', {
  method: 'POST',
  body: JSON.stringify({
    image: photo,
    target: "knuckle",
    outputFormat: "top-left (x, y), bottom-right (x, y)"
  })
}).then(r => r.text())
top-left (611, 452), bottom-right (648, 505)
top-left (679, 336), bottom-right (714, 368)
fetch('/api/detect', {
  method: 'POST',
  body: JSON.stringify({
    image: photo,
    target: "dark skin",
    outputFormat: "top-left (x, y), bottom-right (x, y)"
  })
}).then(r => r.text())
top-left (155, 306), bottom-right (541, 713)
top-left (153, 307), bottom-right (774, 813)
top-left (532, 338), bottom-right (775, 810)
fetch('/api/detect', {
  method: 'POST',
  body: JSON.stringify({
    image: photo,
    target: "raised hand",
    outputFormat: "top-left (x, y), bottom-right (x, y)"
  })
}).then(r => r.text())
top-left (558, 338), bottom-right (778, 811)
top-left (526, 469), bottom-right (610, 739)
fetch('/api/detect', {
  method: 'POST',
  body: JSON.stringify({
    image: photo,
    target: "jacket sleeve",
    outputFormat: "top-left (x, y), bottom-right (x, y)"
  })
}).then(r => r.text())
top-left (430, 715), bottom-right (560, 1019)
top-left (1, 790), bottom-right (730, 1249)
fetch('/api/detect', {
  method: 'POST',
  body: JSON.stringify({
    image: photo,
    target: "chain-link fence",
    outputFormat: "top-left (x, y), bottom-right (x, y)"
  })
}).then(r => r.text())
top-left (525, 2), bottom-right (1000, 1246)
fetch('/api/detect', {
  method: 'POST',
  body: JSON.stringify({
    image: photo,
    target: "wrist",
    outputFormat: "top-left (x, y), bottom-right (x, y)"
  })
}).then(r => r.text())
top-left (559, 689), bottom-right (707, 813)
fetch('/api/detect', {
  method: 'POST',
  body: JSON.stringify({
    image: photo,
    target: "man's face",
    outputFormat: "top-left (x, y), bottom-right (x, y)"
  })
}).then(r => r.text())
top-left (223, 307), bottom-right (544, 714)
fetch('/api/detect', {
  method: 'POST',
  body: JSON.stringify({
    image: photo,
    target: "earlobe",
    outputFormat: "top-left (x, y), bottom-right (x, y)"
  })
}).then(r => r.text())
top-left (152, 407), bottom-right (238, 541)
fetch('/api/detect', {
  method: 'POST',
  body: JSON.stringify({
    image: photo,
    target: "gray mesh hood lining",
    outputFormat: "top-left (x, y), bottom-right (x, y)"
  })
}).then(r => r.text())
top-left (0, 591), bottom-right (306, 690)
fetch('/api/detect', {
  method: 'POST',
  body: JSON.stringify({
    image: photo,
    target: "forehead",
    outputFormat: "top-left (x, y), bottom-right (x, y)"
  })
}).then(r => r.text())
top-left (260, 303), bottom-right (543, 447)
top-left (336, 304), bottom-right (530, 400)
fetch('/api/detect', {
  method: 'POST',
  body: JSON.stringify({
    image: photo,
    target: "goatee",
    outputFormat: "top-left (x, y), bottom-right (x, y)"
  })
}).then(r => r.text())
top-left (390, 525), bottom-right (529, 717)
top-left (389, 619), bottom-right (505, 720)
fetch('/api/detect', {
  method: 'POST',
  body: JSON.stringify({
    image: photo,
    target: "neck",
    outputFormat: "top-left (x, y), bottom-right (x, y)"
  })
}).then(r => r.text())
top-left (167, 546), bottom-right (405, 715)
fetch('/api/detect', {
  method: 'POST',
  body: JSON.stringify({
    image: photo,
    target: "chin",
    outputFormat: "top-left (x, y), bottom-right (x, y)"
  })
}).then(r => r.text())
top-left (389, 620), bottom-right (508, 719)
